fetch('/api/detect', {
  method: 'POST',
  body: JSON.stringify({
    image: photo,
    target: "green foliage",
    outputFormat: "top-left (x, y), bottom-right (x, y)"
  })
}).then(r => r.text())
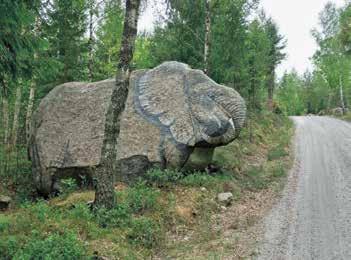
top-left (59, 178), bottom-right (78, 195)
top-left (145, 168), bottom-right (184, 187)
top-left (267, 145), bottom-right (288, 161)
top-left (245, 19), bottom-right (271, 108)
top-left (179, 172), bottom-right (232, 188)
top-left (14, 232), bottom-right (86, 259)
top-left (126, 181), bottom-right (160, 213)
top-left (127, 217), bottom-right (162, 249)
top-left (95, 204), bottom-right (131, 228)
top-left (44, 0), bottom-right (88, 83)
top-left (243, 166), bottom-right (268, 190)
top-left (0, 113), bottom-right (293, 259)
top-left (214, 113), bottom-right (293, 192)
top-left (279, 1), bottom-right (351, 115)
top-left (276, 71), bottom-right (306, 115)
top-left (145, 0), bottom-right (286, 110)
top-left (0, 215), bottom-right (11, 232)
top-left (0, 201), bottom-right (86, 259)
top-left (94, 181), bottom-right (161, 228)
top-left (145, 168), bottom-right (233, 190)
top-left (0, 0), bottom-right (299, 258)
top-left (262, 15), bottom-right (287, 68)
top-left (341, 111), bottom-right (351, 121)
top-left (68, 203), bottom-right (93, 221)
top-left (0, 0), bottom-right (38, 85)
top-left (149, 0), bottom-right (206, 70)
top-left (93, 0), bottom-right (124, 80)
top-left (0, 236), bottom-right (19, 259)
top-left (22, 200), bottom-right (51, 222)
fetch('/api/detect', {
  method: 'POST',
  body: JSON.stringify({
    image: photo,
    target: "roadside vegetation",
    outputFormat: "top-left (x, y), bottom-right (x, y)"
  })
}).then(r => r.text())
top-left (340, 112), bottom-right (351, 122)
top-left (6, 0), bottom-right (351, 258)
top-left (0, 112), bottom-right (293, 259)
top-left (274, 3), bottom-right (351, 117)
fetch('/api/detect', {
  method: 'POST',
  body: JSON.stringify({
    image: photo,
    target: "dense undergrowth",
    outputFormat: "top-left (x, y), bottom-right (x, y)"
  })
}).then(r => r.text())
top-left (340, 111), bottom-right (351, 122)
top-left (0, 112), bottom-right (294, 259)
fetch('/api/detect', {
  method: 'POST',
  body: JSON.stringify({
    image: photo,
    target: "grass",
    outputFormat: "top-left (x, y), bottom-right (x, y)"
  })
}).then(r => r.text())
top-left (214, 112), bottom-right (293, 191)
top-left (160, 112), bottom-right (294, 259)
top-left (0, 112), bottom-right (294, 259)
top-left (341, 111), bottom-right (351, 122)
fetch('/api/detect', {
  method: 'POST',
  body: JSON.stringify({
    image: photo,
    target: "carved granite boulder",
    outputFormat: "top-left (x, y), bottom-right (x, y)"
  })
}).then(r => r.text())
top-left (29, 61), bottom-right (246, 195)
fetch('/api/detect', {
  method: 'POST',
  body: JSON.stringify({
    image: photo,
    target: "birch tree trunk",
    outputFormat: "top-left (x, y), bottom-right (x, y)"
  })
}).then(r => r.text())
top-left (25, 81), bottom-right (35, 145)
top-left (1, 94), bottom-right (9, 174)
top-left (2, 96), bottom-right (9, 147)
top-left (11, 86), bottom-right (22, 148)
top-left (94, 0), bottom-right (141, 209)
top-left (339, 75), bottom-right (346, 114)
top-left (267, 69), bottom-right (275, 111)
top-left (88, 1), bottom-right (94, 81)
top-left (1, 79), bottom-right (10, 148)
top-left (204, 0), bottom-right (211, 75)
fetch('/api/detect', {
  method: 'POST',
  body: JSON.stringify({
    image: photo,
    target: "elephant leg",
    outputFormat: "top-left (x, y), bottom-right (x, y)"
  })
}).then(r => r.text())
top-left (183, 147), bottom-right (215, 171)
top-left (162, 137), bottom-right (193, 170)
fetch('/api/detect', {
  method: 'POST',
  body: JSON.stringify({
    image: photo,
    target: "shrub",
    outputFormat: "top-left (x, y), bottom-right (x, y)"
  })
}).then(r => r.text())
top-left (126, 181), bottom-right (160, 213)
top-left (69, 203), bottom-right (93, 221)
top-left (0, 215), bottom-right (10, 232)
top-left (243, 166), bottom-right (268, 190)
top-left (145, 168), bottom-right (184, 187)
top-left (14, 231), bottom-right (86, 259)
top-left (267, 145), bottom-right (288, 161)
top-left (0, 236), bottom-right (19, 259)
top-left (59, 178), bottom-right (78, 195)
top-left (22, 200), bottom-right (51, 223)
top-left (95, 204), bottom-right (131, 228)
top-left (127, 217), bottom-right (162, 249)
top-left (179, 171), bottom-right (232, 188)
top-left (271, 163), bottom-right (286, 179)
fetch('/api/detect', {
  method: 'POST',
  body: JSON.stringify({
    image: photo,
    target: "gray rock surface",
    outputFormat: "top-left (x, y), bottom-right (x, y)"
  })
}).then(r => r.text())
top-left (331, 107), bottom-right (344, 116)
top-left (0, 195), bottom-right (11, 210)
top-left (29, 61), bottom-right (246, 195)
top-left (217, 192), bottom-right (233, 206)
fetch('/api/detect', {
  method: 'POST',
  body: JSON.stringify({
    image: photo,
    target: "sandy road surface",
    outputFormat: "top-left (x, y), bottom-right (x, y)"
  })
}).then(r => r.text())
top-left (258, 116), bottom-right (351, 260)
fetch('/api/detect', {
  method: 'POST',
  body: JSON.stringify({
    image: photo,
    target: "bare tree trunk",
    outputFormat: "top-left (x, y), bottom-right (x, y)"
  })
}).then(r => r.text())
top-left (88, 1), bottom-right (95, 81)
top-left (94, 0), bottom-right (141, 209)
top-left (2, 96), bottom-right (9, 147)
top-left (339, 75), bottom-right (346, 114)
top-left (204, 0), bottom-right (211, 75)
top-left (267, 69), bottom-right (275, 111)
top-left (11, 86), bottom-right (22, 148)
top-left (26, 81), bottom-right (35, 145)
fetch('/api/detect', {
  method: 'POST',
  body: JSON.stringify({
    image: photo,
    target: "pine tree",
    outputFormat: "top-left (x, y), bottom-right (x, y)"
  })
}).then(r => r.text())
top-left (262, 16), bottom-right (286, 110)
top-left (45, 0), bottom-right (88, 83)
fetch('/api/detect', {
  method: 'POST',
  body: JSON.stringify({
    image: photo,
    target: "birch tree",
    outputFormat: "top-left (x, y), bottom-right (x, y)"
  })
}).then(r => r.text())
top-left (25, 81), bottom-right (35, 145)
top-left (11, 86), bottom-right (22, 148)
top-left (204, 0), bottom-right (211, 74)
top-left (94, 0), bottom-right (142, 209)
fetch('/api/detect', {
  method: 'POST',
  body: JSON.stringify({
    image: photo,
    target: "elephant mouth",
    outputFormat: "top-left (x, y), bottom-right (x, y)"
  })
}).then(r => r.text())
top-left (194, 116), bottom-right (237, 148)
top-left (198, 88), bottom-right (247, 148)
top-left (202, 119), bottom-right (233, 137)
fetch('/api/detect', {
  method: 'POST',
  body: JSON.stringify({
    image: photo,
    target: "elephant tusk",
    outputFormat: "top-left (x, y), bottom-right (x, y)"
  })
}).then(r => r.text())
top-left (229, 118), bottom-right (235, 129)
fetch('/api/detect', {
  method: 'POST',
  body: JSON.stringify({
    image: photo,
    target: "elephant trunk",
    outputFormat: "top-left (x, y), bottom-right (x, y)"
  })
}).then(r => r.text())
top-left (210, 86), bottom-right (246, 142)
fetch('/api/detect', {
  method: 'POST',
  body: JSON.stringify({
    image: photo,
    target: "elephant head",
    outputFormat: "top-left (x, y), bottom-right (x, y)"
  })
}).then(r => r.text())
top-left (134, 61), bottom-right (246, 150)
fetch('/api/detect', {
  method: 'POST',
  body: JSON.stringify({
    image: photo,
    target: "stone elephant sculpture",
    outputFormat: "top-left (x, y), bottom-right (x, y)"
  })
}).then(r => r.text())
top-left (29, 61), bottom-right (246, 195)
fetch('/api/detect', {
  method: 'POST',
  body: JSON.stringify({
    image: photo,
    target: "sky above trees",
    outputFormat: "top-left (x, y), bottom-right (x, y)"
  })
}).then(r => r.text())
top-left (261, 0), bottom-right (345, 77)
top-left (139, 0), bottom-right (346, 77)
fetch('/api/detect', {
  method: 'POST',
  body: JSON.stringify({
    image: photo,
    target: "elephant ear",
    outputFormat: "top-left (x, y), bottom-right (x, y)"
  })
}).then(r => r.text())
top-left (135, 62), bottom-right (196, 146)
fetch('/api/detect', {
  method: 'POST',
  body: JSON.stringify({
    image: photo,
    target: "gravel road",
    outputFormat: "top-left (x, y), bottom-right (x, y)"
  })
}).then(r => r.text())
top-left (258, 116), bottom-right (351, 260)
